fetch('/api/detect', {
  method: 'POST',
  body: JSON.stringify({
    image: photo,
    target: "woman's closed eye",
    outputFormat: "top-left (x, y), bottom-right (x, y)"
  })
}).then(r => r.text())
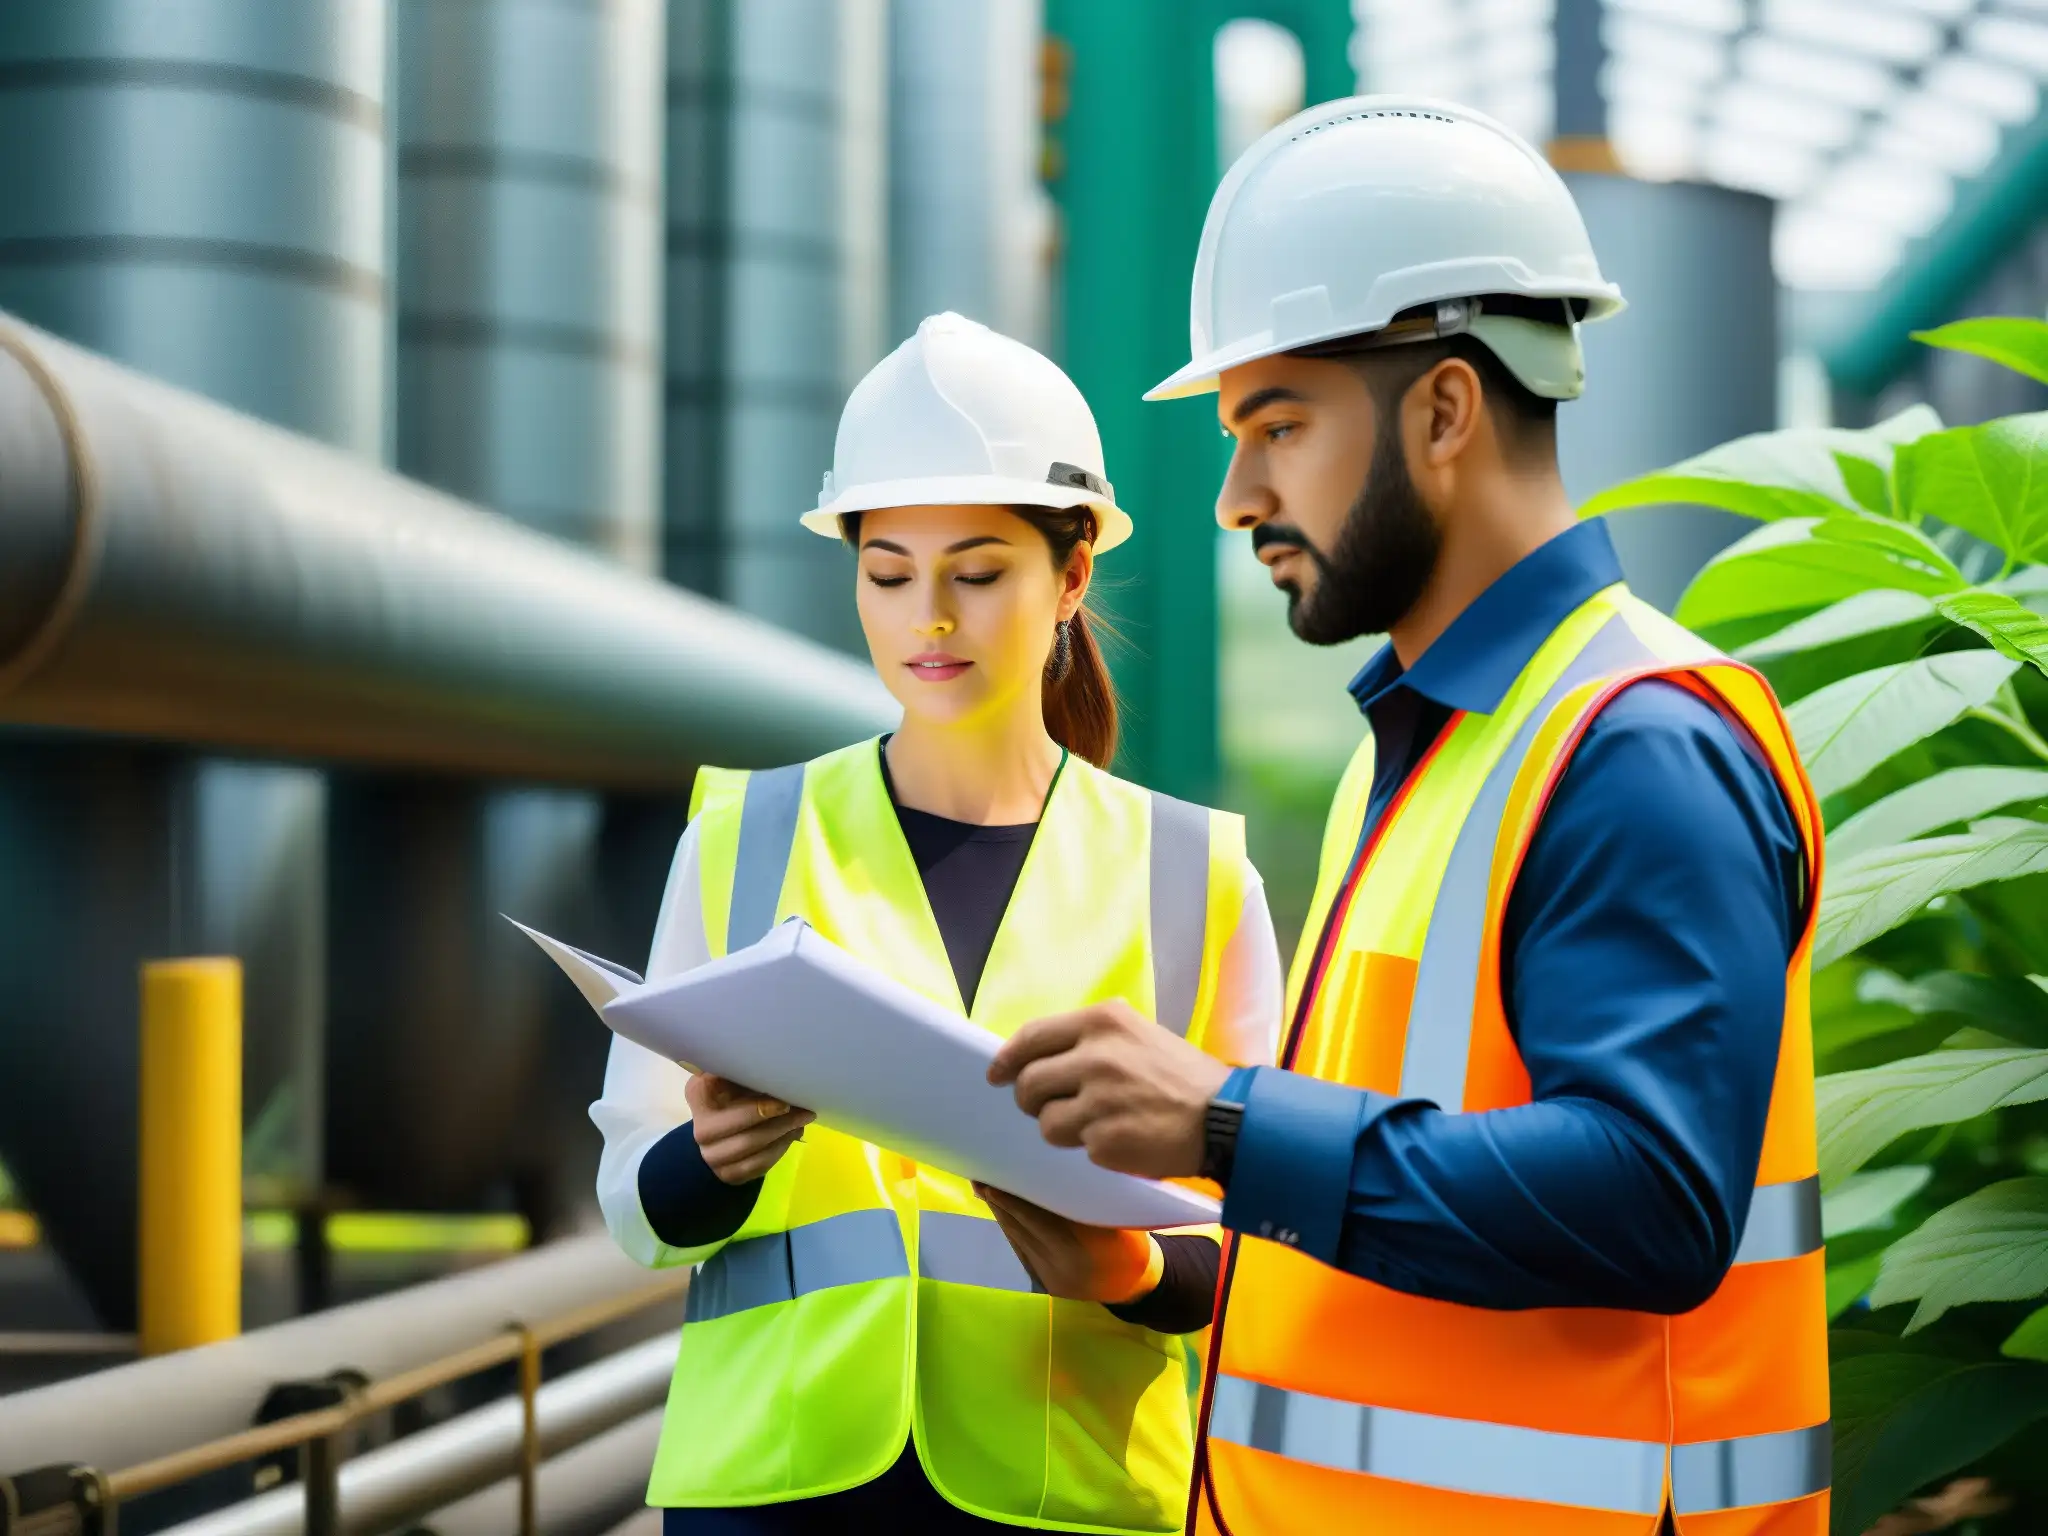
top-left (864, 569), bottom-right (912, 588)
top-left (955, 570), bottom-right (1002, 587)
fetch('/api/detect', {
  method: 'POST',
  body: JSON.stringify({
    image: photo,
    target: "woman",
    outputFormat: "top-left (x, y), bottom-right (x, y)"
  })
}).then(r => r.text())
top-left (590, 313), bottom-right (1280, 1534)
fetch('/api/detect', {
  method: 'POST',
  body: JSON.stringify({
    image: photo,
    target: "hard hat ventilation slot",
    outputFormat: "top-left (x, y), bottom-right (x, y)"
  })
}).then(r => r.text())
top-left (1294, 108), bottom-right (1456, 140)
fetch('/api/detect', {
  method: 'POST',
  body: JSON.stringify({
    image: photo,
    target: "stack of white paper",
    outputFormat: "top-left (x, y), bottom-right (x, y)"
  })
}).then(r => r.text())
top-left (515, 916), bottom-right (1219, 1231)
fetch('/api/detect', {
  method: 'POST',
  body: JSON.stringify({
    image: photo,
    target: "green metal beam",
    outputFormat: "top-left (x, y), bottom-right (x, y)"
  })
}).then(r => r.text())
top-left (1044, 1), bottom-right (1352, 799)
top-left (1820, 106), bottom-right (2048, 399)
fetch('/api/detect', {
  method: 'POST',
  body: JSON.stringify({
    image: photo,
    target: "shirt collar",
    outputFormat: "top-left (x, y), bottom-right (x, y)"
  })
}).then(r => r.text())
top-left (1346, 519), bottom-right (1626, 717)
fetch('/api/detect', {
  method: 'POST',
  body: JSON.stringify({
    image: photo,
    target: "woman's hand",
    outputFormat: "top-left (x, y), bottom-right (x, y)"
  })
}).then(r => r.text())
top-left (687, 1073), bottom-right (814, 1186)
top-left (973, 1183), bottom-right (1159, 1304)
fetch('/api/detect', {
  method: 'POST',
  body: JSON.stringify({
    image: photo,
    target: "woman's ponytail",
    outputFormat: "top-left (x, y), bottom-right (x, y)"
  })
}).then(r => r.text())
top-left (1041, 606), bottom-right (1117, 769)
top-left (1015, 507), bottom-right (1119, 769)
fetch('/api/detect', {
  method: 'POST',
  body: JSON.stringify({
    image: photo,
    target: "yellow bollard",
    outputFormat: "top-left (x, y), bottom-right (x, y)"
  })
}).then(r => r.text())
top-left (139, 957), bottom-right (243, 1354)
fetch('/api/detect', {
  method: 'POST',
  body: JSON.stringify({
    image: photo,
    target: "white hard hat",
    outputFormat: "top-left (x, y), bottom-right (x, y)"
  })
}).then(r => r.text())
top-left (806, 312), bottom-right (1133, 554)
top-left (1148, 96), bottom-right (1625, 404)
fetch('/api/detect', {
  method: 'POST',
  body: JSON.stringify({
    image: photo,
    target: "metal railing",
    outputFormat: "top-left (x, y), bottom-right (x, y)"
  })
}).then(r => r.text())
top-left (8, 1270), bottom-right (687, 1536)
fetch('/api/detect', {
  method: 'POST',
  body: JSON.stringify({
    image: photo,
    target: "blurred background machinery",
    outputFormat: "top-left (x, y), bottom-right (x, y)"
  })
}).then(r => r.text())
top-left (0, 0), bottom-right (2045, 1510)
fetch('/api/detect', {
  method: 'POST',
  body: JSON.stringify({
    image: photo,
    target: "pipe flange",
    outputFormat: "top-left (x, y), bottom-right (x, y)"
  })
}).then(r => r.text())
top-left (0, 321), bottom-right (102, 701)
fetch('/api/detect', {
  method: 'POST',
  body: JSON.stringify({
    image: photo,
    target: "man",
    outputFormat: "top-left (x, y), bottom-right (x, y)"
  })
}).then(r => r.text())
top-left (989, 98), bottom-right (1829, 1534)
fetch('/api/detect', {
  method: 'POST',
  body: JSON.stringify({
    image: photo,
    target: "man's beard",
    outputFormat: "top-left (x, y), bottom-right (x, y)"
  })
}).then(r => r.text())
top-left (1255, 420), bottom-right (1442, 646)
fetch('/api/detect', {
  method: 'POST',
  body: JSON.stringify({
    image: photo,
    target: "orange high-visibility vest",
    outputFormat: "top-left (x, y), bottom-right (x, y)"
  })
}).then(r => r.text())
top-left (1193, 583), bottom-right (1829, 1536)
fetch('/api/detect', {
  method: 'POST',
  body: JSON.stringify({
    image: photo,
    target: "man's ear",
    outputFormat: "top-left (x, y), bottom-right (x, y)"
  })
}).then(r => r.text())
top-left (1419, 357), bottom-right (1484, 466)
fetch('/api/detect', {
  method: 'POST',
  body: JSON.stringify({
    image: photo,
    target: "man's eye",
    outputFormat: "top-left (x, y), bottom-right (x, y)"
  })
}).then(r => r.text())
top-left (1265, 422), bottom-right (1297, 443)
top-left (866, 573), bottom-right (911, 588)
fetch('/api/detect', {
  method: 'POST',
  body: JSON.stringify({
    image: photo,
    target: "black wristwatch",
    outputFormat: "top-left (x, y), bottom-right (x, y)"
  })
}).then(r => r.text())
top-left (1200, 1094), bottom-right (1246, 1186)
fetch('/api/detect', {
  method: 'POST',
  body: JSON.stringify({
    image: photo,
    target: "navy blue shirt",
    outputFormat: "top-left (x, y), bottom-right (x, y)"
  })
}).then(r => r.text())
top-left (1218, 519), bottom-right (1806, 1314)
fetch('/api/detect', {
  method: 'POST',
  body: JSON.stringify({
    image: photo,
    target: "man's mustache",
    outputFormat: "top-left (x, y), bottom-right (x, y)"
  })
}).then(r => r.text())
top-left (1250, 523), bottom-right (1313, 557)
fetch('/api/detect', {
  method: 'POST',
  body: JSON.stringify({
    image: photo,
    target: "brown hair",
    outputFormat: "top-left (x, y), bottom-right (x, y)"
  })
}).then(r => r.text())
top-left (841, 505), bottom-right (1120, 768)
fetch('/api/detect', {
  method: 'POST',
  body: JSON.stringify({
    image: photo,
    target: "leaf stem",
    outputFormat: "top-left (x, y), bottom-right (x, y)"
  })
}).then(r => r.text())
top-left (1969, 706), bottom-right (2048, 764)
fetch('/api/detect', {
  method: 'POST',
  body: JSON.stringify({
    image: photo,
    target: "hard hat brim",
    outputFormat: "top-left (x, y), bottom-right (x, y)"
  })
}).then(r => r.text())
top-left (803, 475), bottom-right (1134, 554)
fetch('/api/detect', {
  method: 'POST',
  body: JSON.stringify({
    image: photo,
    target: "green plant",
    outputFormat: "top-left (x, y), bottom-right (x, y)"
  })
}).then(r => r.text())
top-left (1589, 317), bottom-right (2048, 1536)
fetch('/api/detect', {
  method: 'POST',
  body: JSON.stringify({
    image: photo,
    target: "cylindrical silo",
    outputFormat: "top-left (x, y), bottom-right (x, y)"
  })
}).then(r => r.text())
top-left (888, 0), bottom-right (1051, 347)
top-left (0, 0), bottom-right (387, 1327)
top-left (323, 0), bottom-right (667, 1233)
top-left (665, 0), bottom-right (888, 652)
top-left (1558, 176), bottom-right (1779, 613)
top-left (395, 0), bottom-right (664, 568)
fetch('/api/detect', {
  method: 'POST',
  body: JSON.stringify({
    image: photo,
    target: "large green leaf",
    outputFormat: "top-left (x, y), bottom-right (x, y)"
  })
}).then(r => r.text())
top-left (1831, 1340), bottom-right (2048, 1536)
top-left (1896, 413), bottom-right (2048, 566)
top-left (1817, 819), bottom-right (2048, 968)
top-left (1580, 406), bottom-right (1941, 524)
top-left (1816, 1046), bottom-right (2048, 1187)
top-left (1736, 589), bottom-right (1939, 662)
top-left (1677, 517), bottom-right (1968, 631)
top-left (2004, 1303), bottom-right (2048, 1361)
top-left (1870, 1177), bottom-right (2048, 1330)
top-left (1937, 588), bottom-right (2048, 676)
top-left (1835, 450), bottom-right (1894, 517)
top-left (1788, 651), bottom-right (2018, 800)
top-left (1914, 317), bottom-right (2048, 388)
top-left (1825, 1165), bottom-right (1933, 1238)
top-left (1857, 969), bottom-right (2048, 1049)
top-left (1829, 766), bottom-right (2048, 862)
top-left (1828, 1250), bottom-right (1886, 1319)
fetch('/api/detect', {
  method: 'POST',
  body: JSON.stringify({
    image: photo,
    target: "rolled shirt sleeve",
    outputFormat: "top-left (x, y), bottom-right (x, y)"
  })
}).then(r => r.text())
top-left (1219, 681), bottom-right (1805, 1314)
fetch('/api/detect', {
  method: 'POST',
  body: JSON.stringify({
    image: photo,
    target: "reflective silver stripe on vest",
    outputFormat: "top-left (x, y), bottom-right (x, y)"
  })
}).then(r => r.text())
top-left (917, 1209), bottom-right (1043, 1294)
top-left (1209, 1374), bottom-right (1830, 1514)
top-left (1733, 1175), bottom-right (1823, 1265)
top-left (727, 763), bottom-right (805, 952)
top-left (1149, 791), bottom-right (1212, 1038)
top-left (1208, 1375), bottom-right (1665, 1514)
top-left (1672, 1423), bottom-right (1832, 1513)
top-left (685, 1207), bottom-right (908, 1323)
top-left (1399, 615), bottom-right (1653, 1107)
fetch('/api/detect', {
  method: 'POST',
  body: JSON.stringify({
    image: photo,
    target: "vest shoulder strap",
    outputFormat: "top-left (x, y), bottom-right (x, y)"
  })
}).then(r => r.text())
top-left (728, 762), bottom-right (806, 953)
top-left (1148, 789), bottom-right (1213, 1039)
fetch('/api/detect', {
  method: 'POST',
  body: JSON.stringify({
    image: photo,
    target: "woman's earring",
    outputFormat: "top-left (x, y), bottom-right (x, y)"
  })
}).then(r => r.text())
top-left (1046, 619), bottom-right (1073, 684)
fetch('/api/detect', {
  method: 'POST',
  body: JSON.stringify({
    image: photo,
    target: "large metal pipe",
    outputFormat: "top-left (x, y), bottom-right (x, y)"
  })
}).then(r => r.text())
top-left (155, 1338), bottom-right (676, 1536)
top-left (418, 1410), bottom-right (661, 1536)
top-left (0, 314), bottom-right (897, 785)
top-left (0, 0), bottom-right (391, 1314)
top-left (0, 1233), bottom-right (678, 1474)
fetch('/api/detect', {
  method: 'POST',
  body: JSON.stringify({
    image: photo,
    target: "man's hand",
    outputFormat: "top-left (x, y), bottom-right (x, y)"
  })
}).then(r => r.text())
top-left (973, 1183), bottom-right (1158, 1304)
top-left (987, 1001), bottom-right (1233, 1179)
top-left (687, 1072), bottom-right (813, 1186)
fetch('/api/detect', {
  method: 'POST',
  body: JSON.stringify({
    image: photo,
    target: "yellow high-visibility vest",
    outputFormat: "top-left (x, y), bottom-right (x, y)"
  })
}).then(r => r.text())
top-left (650, 739), bottom-right (1250, 1532)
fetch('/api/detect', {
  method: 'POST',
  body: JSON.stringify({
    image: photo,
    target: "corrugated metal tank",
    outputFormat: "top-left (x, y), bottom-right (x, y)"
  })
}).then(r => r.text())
top-left (887, 0), bottom-right (1051, 346)
top-left (664, 0), bottom-right (888, 652)
top-left (395, 0), bottom-right (663, 567)
top-left (320, 0), bottom-right (667, 1222)
top-left (0, 0), bottom-right (388, 1327)
top-left (1559, 176), bottom-right (1779, 614)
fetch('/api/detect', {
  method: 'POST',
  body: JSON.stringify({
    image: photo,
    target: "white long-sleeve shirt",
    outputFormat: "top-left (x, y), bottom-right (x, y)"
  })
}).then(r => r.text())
top-left (589, 818), bottom-right (1284, 1269)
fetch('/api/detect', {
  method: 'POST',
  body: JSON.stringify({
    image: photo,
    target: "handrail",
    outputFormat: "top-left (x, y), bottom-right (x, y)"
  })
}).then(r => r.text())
top-left (107, 1273), bottom-right (685, 1505)
top-left (0, 1233), bottom-right (678, 1475)
top-left (102, 1271), bottom-right (687, 1535)
top-left (0, 314), bottom-right (896, 787)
